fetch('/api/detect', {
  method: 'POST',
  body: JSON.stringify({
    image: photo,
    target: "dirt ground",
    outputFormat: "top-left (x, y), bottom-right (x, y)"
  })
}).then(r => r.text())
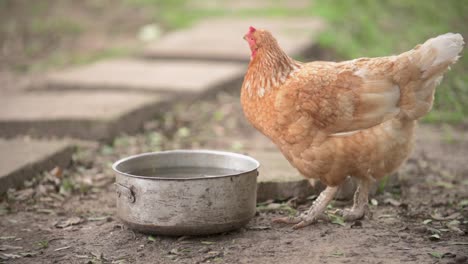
top-left (1, 87), bottom-right (467, 264)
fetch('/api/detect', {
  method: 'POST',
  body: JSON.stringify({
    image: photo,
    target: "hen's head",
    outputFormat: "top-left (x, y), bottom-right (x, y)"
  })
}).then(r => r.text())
top-left (243, 26), bottom-right (278, 59)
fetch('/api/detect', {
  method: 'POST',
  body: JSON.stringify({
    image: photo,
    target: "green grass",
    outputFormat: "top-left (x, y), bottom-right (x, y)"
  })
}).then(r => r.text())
top-left (311, 0), bottom-right (468, 124)
top-left (25, 47), bottom-right (133, 73)
top-left (126, 0), bottom-right (315, 29)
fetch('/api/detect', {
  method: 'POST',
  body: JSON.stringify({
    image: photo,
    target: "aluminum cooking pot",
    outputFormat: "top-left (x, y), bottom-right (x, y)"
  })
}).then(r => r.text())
top-left (112, 150), bottom-right (259, 236)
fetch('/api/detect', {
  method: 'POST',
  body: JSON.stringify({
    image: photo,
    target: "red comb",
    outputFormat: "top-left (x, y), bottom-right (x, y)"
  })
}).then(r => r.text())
top-left (249, 26), bottom-right (256, 33)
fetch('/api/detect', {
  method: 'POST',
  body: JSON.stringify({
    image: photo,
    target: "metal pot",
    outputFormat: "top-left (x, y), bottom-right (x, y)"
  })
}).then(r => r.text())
top-left (113, 150), bottom-right (259, 236)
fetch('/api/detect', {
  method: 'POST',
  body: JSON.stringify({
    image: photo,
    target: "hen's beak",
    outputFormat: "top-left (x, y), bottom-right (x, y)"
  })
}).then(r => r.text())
top-left (243, 34), bottom-right (247, 40)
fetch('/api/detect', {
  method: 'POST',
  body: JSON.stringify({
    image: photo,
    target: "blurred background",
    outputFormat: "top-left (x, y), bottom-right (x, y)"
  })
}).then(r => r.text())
top-left (1, 0), bottom-right (467, 123)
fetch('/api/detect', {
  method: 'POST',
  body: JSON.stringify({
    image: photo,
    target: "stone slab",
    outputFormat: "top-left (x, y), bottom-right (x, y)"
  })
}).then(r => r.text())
top-left (0, 91), bottom-right (169, 141)
top-left (42, 58), bottom-right (246, 94)
top-left (188, 0), bottom-right (311, 10)
top-left (0, 138), bottom-right (74, 194)
top-left (142, 17), bottom-right (325, 62)
top-left (249, 150), bottom-right (316, 202)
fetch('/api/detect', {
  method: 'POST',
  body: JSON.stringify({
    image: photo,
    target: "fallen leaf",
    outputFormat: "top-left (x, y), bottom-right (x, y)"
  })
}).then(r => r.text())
top-left (147, 235), bottom-right (156, 242)
top-left (433, 181), bottom-right (454, 189)
top-left (91, 251), bottom-right (104, 260)
top-left (446, 220), bottom-right (464, 235)
top-left (168, 248), bottom-right (179, 255)
top-left (19, 252), bottom-right (38, 257)
top-left (54, 246), bottom-right (71, 252)
top-left (0, 236), bottom-right (16, 240)
top-left (459, 199), bottom-right (468, 207)
top-left (1, 253), bottom-right (21, 259)
top-left (256, 203), bottom-right (297, 215)
top-left (55, 217), bottom-right (84, 228)
top-left (384, 198), bottom-right (401, 207)
top-left (370, 199), bottom-right (378, 206)
top-left (0, 245), bottom-right (23, 251)
top-left (422, 219), bottom-right (432, 225)
top-left (256, 200), bottom-right (274, 207)
top-left (377, 214), bottom-right (395, 219)
top-left (247, 225), bottom-right (271, 231)
top-left (265, 203), bottom-right (282, 210)
top-left (448, 241), bottom-right (468, 245)
top-left (431, 212), bottom-right (461, 221)
top-left (427, 227), bottom-right (441, 234)
top-left (429, 234), bottom-right (440, 241)
top-left (329, 214), bottom-right (346, 226)
top-left (429, 252), bottom-right (442, 259)
top-left (36, 240), bottom-right (48, 249)
top-left (87, 216), bottom-right (109, 221)
top-left (201, 241), bottom-right (215, 245)
top-left (50, 166), bottom-right (63, 178)
top-left (398, 247), bottom-right (412, 250)
top-left (176, 236), bottom-right (189, 242)
top-left (36, 209), bottom-right (55, 215)
top-left (14, 188), bottom-right (35, 201)
top-left (441, 252), bottom-right (456, 259)
top-left (330, 251), bottom-right (345, 257)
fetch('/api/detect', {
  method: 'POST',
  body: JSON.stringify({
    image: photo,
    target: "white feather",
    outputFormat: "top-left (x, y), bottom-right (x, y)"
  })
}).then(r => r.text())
top-left (419, 33), bottom-right (464, 70)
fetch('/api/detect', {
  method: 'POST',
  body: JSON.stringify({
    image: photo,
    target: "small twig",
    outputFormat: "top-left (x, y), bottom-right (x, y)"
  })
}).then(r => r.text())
top-left (54, 246), bottom-right (71, 252)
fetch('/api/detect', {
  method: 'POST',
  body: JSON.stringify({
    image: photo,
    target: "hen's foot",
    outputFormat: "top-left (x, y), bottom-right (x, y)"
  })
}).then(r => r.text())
top-left (335, 206), bottom-right (367, 221)
top-left (272, 215), bottom-right (303, 224)
top-left (272, 214), bottom-right (317, 229)
top-left (337, 178), bottom-right (370, 222)
top-left (273, 186), bottom-right (338, 229)
top-left (273, 213), bottom-right (328, 225)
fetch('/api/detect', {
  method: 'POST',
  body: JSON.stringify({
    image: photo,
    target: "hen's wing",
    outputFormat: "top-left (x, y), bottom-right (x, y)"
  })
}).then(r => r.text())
top-left (276, 33), bottom-right (463, 143)
top-left (275, 59), bottom-right (401, 141)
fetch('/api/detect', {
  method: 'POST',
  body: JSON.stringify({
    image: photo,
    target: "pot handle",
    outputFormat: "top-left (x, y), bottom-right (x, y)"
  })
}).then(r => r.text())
top-left (115, 183), bottom-right (136, 203)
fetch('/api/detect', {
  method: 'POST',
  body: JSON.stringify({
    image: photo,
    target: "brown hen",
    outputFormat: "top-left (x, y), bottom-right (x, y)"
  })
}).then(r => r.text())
top-left (241, 26), bottom-right (464, 229)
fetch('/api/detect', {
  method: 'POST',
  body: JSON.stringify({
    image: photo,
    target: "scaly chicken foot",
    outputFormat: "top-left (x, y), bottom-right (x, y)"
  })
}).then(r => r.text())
top-left (273, 186), bottom-right (338, 229)
top-left (336, 178), bottom-right (370, 221)
top-left (272, 212), bottom-right (329, 225)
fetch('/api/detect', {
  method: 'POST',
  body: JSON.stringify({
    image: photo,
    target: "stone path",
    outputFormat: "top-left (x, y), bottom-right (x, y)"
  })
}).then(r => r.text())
top-left (0, 92), bottom-right (169, 140)
top-left (142, 18), bottom-right (325, 62)
top-left (0, 16), bottom-right (324, 197)
top-left (250, 150), bottom-right (315, 202)
top-left (42, 59), bottom-right (246, 94)
top-left (0, 138), bottom-right (74, 194)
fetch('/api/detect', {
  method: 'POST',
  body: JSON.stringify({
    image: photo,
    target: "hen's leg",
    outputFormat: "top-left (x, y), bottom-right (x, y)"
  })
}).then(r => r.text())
top-left (273, 186), bottom-right (338, 229)
top-left (338, 178), bottom-right (370, 221)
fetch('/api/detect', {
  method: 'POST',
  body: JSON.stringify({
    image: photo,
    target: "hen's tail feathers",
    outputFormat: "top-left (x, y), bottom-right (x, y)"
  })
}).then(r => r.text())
top-left (399, 33), bottom-right (464, 120)
top-left (418, 33), bottom-right (464, 76)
